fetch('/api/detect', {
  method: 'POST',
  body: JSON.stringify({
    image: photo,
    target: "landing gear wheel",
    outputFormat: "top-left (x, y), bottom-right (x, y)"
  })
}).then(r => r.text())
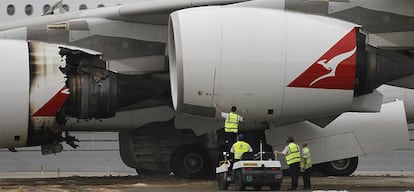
top-left (135, 168), bottom-right (160, 175)
top-left (269, 183), bottom-right (281, 191)
top-left (217, 173), bottom-right (229, 190)
top-left (234, 170), bottom-right (245, 191)
top-left (170, 145), bottom-right (212, 179)
top-left (324, 157), bottom-right (358, 176)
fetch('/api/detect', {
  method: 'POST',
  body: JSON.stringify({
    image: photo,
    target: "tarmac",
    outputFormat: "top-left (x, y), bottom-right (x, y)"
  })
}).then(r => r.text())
top-left (1, 131), bottom-right (413, 191)
top-left (0, 171), bottom-right (413, 192)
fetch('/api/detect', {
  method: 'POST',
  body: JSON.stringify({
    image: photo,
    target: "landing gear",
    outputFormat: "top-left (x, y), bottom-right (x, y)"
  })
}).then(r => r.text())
top-left (170, 145), bottom-right (212, 179)
top-left (119, 122), bottom-right (218, 179)
top-left (323, 157), bottom-right (358, 176)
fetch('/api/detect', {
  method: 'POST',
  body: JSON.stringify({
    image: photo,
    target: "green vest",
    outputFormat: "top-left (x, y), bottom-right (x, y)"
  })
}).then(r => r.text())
top-left (301, 147), bottom-right (312, 170)
top-left (286, 143), bottom-right (301, 165)
top-left (224, 112), bottom-right (239, 133)
top-left (233, 141), bottom-right (250, 160)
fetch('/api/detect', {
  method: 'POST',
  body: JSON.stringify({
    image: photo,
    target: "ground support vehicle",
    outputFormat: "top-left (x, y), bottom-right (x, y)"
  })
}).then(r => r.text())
top-left (216, 150), bottom-right (283, 191)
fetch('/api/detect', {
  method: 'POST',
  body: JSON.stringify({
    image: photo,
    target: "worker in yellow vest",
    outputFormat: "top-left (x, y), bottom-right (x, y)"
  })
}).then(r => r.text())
top-left (276, 136), bottom-right (301, 191)
top-left (230, 134), bottom-right (253, 161)
top-left (301, 141), bottom-right (312, 190)
top-left (214, 103), bottom-right (245, 148)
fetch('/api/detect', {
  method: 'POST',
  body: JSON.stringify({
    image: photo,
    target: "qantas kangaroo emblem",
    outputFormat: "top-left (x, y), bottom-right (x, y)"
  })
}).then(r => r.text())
top-left (310, 47), bottom-right (356, 86)
top-left (288, 28), bottom-right (357, 90)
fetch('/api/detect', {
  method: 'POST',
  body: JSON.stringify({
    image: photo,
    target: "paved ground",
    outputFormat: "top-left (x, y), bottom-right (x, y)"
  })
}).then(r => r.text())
top-left (0, 130), bottom-right (412, 192)
top-left (0, 173), bottom-right (413, 192)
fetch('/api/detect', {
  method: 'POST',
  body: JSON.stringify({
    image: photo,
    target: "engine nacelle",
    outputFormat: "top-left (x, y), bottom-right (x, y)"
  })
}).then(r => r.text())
top-left (169, 7), bottom-right (361, 121)
top-left (0, 40), bottom-right (82, 149)
top-left (0, 40), bottom-right (30, 149)
top-left (0, 40), bottom-right (170, 150)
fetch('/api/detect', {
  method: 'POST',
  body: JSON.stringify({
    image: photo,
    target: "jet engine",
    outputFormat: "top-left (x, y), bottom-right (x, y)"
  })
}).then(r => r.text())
top-left (168, 7), bottom-right (366, 122)
top-left (0, 40), bottom-right (170, 153)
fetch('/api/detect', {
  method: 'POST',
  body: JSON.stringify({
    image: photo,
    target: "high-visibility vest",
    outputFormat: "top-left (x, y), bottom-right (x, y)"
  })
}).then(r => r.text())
top-left (224, 112), bottom-right (239, 133)
top-left (286, 143), bottom-right (301, 165)
top-left (233, 141), bottom-right (250, 160)
top-left (301, 147), bottom-right (312, 170)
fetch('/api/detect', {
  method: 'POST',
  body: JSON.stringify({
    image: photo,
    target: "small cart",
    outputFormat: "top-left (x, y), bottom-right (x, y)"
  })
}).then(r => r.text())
top-left (216, 143), bottom-right (283, 191)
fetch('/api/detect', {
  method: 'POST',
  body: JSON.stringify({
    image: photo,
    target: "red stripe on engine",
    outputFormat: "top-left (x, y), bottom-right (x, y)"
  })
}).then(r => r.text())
top-left (32, 86), bottom-right (69, 117)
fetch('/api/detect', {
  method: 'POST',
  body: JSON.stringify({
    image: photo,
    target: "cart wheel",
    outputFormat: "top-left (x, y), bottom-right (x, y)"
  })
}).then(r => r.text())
top-left (234, 170), bottom-right (245, 191)
top-left (217, 173), bottom-right (229, 190)
top-left (270, 183), bottom-right (281, 191)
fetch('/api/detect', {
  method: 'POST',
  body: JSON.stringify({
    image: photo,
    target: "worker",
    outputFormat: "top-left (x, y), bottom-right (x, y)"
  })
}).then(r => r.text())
top-left (276, 136), bottom-right (301, 191)
top-left (214, 103), bottom-right (245, 147)
top-left (230, 134), bottom-right (253, 161)
top-left (301, 141), bottom-right (312, 190)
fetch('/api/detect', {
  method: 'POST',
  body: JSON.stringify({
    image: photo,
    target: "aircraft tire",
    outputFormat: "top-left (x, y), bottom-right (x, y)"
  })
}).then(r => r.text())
top-left (323, 157), bottom-right (358, 176)
top-left (170, 144), bottom-right (212, 179)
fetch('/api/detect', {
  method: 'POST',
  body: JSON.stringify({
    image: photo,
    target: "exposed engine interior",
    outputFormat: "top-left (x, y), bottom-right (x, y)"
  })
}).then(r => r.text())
top-left (58, 47), bottom-right (170, 119)
top-left (24, 42), bottom-right (171, 154)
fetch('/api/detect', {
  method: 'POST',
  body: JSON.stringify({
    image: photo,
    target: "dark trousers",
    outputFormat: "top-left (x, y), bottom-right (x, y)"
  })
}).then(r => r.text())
top-left (289, 162), bottom-right (300, 190)
top-left (224, 132), bottom-right (236, 150)
top-left (302, 167), bottom-right (312, 189)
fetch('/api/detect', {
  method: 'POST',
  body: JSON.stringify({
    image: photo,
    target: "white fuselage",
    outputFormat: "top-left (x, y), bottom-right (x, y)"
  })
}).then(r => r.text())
top-left (0, 0), bottom-right (139, 22)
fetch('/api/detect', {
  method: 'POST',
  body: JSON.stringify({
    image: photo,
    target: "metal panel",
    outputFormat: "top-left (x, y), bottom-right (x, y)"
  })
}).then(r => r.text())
top-left (218, 7), bottom-right (285, 121)
top-left (282, 12), bottom-right (357, 119)
top-left (266, 100), bottom-right (408, 165)
top-left (0, 40), bottom-right (29, 148)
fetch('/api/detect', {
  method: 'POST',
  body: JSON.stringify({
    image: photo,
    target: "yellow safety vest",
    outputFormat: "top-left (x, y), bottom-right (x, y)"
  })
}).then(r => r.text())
top-left (224, 112), bottom-right (239, 133)
top-left (301, 147), bottom-right (312, 170)
top-left (233, 141), bottom-right (250, 160)
top-left (286, 143), bottom-right (301, 165)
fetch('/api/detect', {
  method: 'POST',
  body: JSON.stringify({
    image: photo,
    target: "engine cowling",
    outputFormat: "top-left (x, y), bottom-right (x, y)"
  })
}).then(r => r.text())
top-left (168, 7), bottom-right (361, 121)
top-left (0, 40), bottom-right (74, 149)
top-left (0, 40), bottom-right (30, 149)
top-left (0, 40), bottom-right (170, 150)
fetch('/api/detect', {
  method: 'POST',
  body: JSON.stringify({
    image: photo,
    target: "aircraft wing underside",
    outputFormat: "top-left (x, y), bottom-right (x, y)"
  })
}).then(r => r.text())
top-left (0, 0), bottom-right (248, 32)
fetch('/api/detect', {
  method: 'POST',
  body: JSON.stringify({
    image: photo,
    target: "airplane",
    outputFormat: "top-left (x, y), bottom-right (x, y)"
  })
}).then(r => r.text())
top-left (0, 0), bottom-right (413, 179)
